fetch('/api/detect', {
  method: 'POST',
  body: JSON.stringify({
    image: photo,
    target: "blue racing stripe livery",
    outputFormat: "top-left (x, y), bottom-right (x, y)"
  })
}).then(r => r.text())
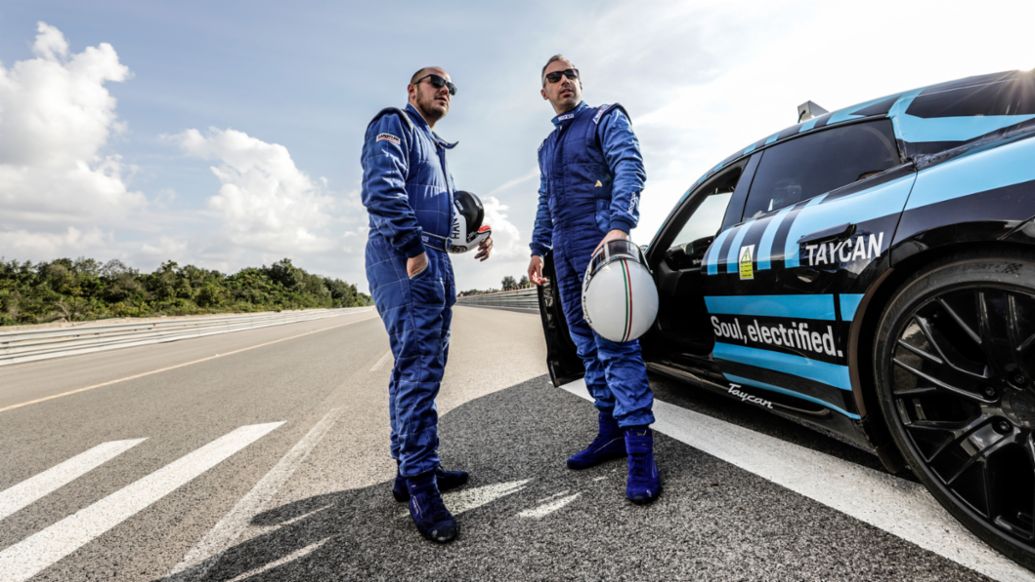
top-left (896, 113), bottom-right (1035, 144)
top-left (723, 224), bottom-right (752, 272)
top-left (839, 294), bottom-right (864, 321)
top-left (712, 342), bottom-right (851, 391)
top-left (756, 205), bottom-right (793, 271)
top-left (704, 294), bottom-right (837, 321)
top-left (705, 227), bottom-right (735, 275)
top-left (906, 134), bottom-right (1035, 211)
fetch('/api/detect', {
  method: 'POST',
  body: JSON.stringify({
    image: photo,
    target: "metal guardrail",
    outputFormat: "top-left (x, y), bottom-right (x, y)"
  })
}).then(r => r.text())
top-left (0, 308), bottom-right (372, 366)
top-left (457, 288), bottom-right (539, 312)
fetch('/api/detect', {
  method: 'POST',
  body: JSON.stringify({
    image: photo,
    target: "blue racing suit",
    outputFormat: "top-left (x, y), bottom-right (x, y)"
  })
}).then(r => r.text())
top-left (531, 101), bottom-right (655, 428)
top-left (362, 103), bottom-right (457, 478)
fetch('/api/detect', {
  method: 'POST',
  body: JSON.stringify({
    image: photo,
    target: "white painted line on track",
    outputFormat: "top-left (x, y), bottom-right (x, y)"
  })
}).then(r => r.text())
top-left (369, 349), bottom-right (392, 373)
top-left (518, 492), bottom-right (581, 519)
top-left (0, 314), bottom-right (375, 415)
top-left (225, 538), bottom-right (330, 582)
top-left (0, 438), bottom-right (146, 522)
top-left (534, 490), bottom-right (572, 504)
top-left (168, 408), bottom-right (343, 579)
top-left (0, 422), bottom-right (283, 582)
top-left (560, 379), bottom-right (1035, 582)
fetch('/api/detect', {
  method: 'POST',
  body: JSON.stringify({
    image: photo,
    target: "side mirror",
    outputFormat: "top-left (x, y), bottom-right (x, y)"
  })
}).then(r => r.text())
top-left (664, 236), bottom-right (714, 270)
top-left (685, 236), bottom-right (715, 265)
top-left (664, 245), bottom-right (688, 268)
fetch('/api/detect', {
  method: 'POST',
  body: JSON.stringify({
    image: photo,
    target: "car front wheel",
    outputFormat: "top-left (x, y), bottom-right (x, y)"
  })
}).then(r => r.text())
top-left (874, 251), bottom-right (1035, 569)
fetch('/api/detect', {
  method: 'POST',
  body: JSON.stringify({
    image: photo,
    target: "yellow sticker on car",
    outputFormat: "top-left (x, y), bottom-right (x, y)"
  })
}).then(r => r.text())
top-left (739, 245), bottom-right (755, 280)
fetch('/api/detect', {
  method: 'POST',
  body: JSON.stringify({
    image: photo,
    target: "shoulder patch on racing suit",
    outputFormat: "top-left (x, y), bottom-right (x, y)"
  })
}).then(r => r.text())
top-left (367, 107), bottom-right (415, 132)
top-left (593, 103), bottom-right (631, 125)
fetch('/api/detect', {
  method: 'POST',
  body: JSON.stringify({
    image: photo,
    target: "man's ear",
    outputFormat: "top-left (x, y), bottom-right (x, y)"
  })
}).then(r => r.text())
top-left (407, 83), bottom-right (417, 103)
top-left (540, 86), bottom-right (547, 101)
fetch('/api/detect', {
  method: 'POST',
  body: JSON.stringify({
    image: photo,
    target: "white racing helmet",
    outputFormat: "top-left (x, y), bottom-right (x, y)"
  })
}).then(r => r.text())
top-left (582, 239), bottom-right (659, 342)
top-left (448, 190), bottom-right (492, 253)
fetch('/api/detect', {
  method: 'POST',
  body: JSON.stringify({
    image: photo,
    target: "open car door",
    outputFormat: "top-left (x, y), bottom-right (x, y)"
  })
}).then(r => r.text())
top-left (537, 250), bottom-right (584, 386)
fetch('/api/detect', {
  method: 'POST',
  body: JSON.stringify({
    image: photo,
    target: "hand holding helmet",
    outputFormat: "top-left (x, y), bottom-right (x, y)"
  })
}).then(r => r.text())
top-left (581, 239), bottom-right (659, 342)
top-left (449, 190), bottom-right (493, 257)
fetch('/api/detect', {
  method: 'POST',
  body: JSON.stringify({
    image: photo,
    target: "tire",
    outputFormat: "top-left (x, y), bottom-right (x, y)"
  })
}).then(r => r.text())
top-left (874, 251), bottom-right (1035, 570)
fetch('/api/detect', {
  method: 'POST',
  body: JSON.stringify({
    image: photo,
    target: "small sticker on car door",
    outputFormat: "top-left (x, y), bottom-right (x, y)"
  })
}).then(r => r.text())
top-left (739, 245), bottom-right (755, 280)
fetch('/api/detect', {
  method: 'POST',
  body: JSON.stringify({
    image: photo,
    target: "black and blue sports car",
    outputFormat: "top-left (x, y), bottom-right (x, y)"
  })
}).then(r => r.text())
top-left (538, 70), bottom-right (1035, 568)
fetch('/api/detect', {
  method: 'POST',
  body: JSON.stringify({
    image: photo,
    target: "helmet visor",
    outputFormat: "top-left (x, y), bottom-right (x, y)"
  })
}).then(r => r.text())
top-left (587, 239), bottom-right (646, 278)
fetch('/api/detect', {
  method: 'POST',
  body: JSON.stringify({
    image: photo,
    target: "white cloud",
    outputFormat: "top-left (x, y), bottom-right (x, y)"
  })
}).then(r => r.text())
top-left (0, 226), bottom-right (112, 260)
top-left (137, 236), bottom-right (190, 262)
top-left (173, 127), bottom-right (337, 255)
top-left (481, 195), bottom-right (523, 259)
top-left (0, 22), bottom-right (142, 227)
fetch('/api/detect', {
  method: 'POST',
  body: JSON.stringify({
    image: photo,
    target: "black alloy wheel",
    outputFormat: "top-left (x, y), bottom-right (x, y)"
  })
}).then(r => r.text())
top-left (875, 253), bottom-right (1035, 569)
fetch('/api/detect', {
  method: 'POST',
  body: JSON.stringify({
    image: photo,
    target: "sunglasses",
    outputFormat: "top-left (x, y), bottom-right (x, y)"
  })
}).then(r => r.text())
top-left (544, 68), bottom-right (579, 84)
top-left (414, 73), bottom-right (457, 96)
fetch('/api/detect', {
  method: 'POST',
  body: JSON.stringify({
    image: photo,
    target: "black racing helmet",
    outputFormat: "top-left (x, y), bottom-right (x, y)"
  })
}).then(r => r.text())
top-left (449, 190), bottom-right (491, 253)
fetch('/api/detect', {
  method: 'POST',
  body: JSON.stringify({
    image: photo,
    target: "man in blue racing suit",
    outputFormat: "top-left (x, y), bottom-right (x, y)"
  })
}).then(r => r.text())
top-left (362, 66), bottom-right (493, 543)
top-left (527, 55), bottom-right (661, 505)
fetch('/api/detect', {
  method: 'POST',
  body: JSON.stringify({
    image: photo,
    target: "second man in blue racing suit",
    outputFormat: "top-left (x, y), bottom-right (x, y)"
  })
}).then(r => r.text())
top-left (528, 55), bottom-right (661, 505)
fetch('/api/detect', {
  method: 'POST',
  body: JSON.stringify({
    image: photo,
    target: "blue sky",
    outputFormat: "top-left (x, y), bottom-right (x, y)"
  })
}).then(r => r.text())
top-left (1, 0), bottom-right (1032, 292)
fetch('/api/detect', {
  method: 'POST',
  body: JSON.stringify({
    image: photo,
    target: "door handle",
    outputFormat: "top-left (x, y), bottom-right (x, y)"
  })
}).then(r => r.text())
top-left (799, 223), bottom-right (856, 246)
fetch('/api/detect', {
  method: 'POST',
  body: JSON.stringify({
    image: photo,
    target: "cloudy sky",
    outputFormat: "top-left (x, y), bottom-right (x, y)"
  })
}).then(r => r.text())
top-left (1, 0), bottom-right (1032, 292)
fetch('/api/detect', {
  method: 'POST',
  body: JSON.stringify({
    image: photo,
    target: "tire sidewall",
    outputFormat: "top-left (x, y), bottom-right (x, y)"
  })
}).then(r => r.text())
top-left (874, 252), bottom-right (1035, 569)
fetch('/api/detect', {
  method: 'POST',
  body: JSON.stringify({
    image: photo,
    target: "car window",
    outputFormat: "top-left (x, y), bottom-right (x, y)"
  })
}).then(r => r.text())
top-left (668, 191), bottom-right (734, 251)
top-left (743, 120), bottom-right (899, 218)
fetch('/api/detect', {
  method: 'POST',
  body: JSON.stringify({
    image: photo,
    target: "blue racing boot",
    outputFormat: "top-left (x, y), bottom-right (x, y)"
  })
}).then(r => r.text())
top-left (406, 471), bottom-right (458, 543)
top-left (625, 426), bottom-right (661, 505)
top-left (393, 464), bottom-right (469, 502)
top-left (567, 410), bottom-right (626, 470)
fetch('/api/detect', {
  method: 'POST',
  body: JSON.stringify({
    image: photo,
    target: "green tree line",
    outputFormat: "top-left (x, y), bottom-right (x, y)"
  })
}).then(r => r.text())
top-left (0, 257), bottom-right (370, 326)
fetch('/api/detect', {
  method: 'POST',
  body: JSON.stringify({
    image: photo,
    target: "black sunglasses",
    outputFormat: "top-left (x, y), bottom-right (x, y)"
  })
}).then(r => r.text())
top-left (544, 68), bottom-right (579, 84)
top-left (415, 73), bottom-right (457, 96)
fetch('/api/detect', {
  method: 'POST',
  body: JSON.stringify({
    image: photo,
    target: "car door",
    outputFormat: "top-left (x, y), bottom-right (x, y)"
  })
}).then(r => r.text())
top-left (539, 155), bottom-right (756, 387)
top-left (641, 157), bottom-right (757, 374)
top-left (700, 119), bottom-right (914, 420)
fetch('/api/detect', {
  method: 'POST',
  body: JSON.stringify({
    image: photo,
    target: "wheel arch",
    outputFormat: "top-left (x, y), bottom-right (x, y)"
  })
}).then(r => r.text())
top-left (848, 239), bottom-right (1035, 473)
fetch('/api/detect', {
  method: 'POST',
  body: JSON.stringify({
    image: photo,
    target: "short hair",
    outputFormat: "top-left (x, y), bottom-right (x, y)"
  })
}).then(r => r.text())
top-left (541, 54), bottom-right (572, 83)
top-left (409, 66), bottom-right (441, 85)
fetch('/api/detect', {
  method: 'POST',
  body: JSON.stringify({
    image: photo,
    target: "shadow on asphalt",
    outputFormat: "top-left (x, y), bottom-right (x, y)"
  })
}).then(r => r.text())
top-left (160, 376), bottom-right (984, 582)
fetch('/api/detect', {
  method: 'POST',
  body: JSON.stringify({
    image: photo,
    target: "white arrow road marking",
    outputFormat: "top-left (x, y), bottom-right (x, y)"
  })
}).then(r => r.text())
top-left (168, 408), bottom-right (342, 579)
top-left (399, 479), bottom-right (532, 519)
top-left (561, 379), bottom-right (1035, 582)
top-left (224, 538), bottom-right (330, 582)
top-left (0, 439), bottom-right (146, 522)
top-left (0, 422), bottom-right (283, 582)
top-left (518, 492), bottom-right (581, 519)
top-left (447, 479), bottom-right (531, 515)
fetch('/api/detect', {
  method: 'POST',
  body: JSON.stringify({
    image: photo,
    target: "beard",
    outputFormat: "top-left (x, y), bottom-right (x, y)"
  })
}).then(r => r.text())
top-left (417, 94), bottom-right (448, 124)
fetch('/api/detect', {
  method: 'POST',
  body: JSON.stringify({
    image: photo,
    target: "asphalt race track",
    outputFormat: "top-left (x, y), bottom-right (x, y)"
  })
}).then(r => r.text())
top-left (0, 307), bottom-right (1031, 581)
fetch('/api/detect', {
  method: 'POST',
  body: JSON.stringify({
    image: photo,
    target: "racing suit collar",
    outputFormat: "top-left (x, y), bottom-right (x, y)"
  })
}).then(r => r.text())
top-left (551, 101), bottom-right (588, 127)
top-left (405, 103), bottom-right (458, 149)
